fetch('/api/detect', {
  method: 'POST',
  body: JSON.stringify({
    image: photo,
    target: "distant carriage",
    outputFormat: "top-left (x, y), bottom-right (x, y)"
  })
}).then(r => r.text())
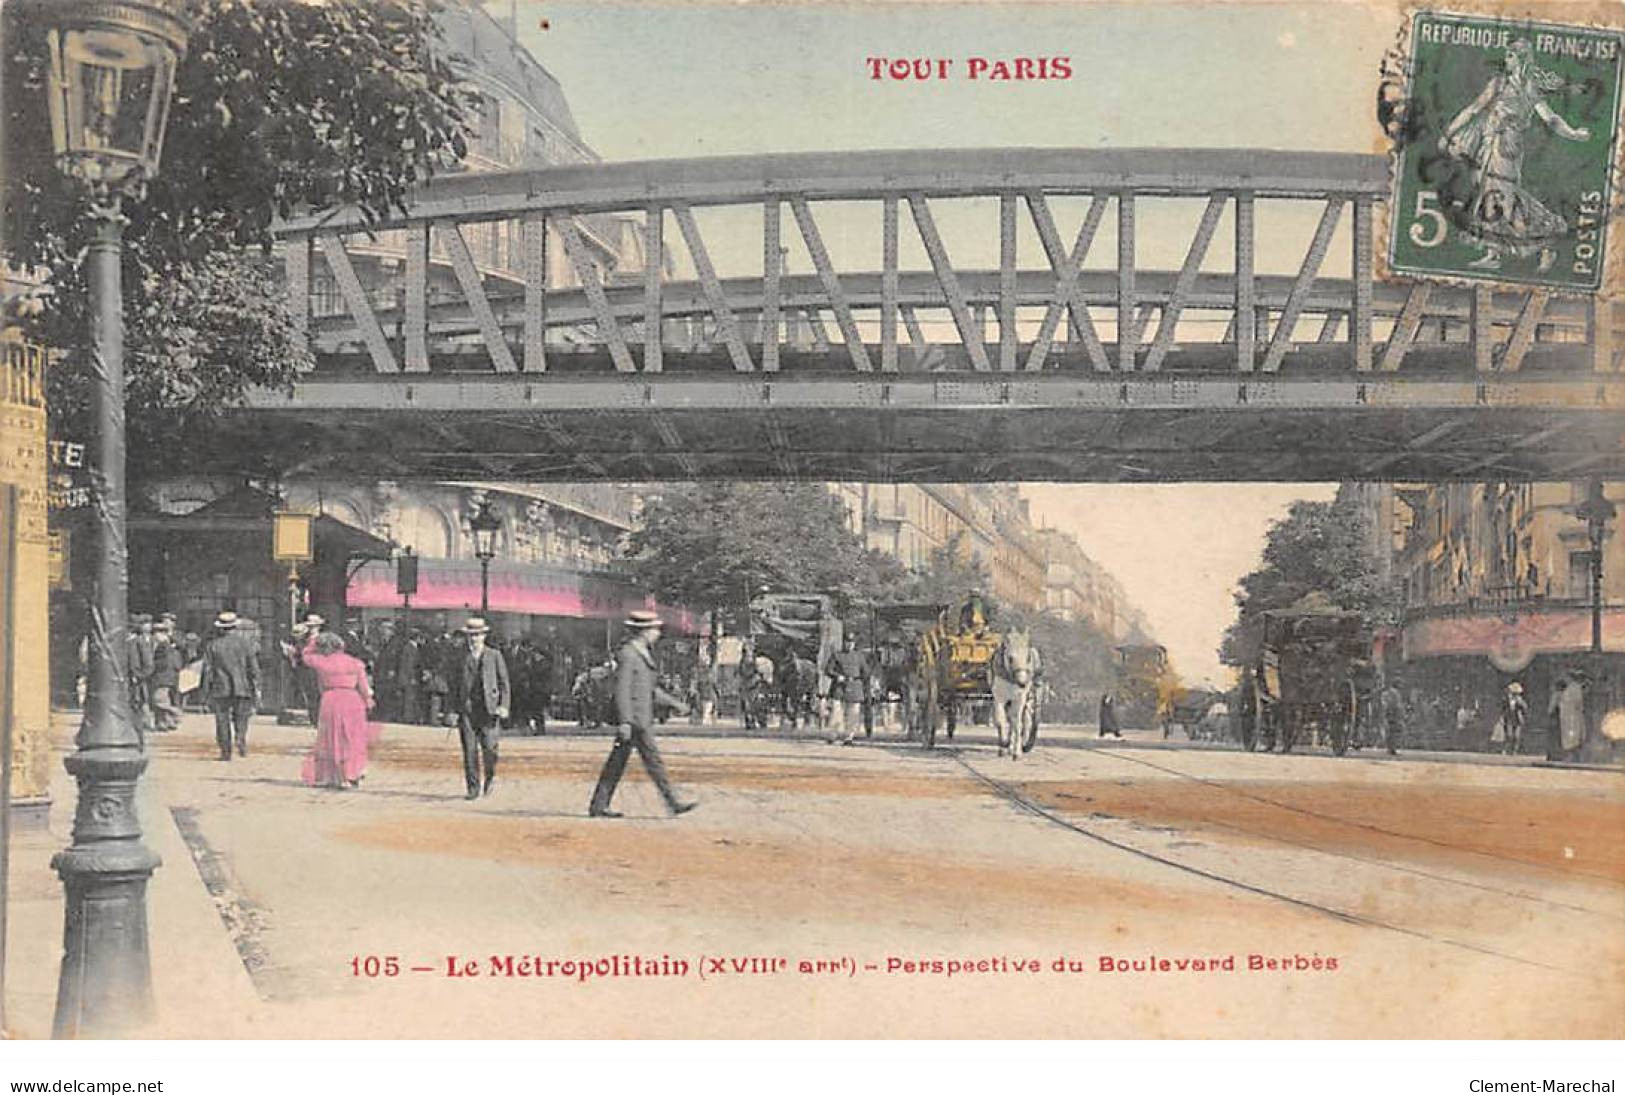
top-left (1164, 688), bottom-right (1226, 740)
top-left (1235, 607), bottom-right (1373, 755)
top-left (1113, 644), bottom-right (1178, 730)
top-left (749, 591), bottom-right (844, 729)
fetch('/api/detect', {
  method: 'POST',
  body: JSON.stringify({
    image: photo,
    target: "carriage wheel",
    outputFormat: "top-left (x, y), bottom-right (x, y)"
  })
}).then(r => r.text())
top-left (1020, 692), bottom-right (1040, 754)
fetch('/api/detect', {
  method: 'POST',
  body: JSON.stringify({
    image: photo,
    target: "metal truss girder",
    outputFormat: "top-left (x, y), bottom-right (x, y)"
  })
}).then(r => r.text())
top-left (1144, 194), bottom-right (1226, 372)
top-left (523, 214), bottom-right (547, 372)
top-left (276, 149), bottom-right (1390, 235)
top-left (1261, 197), bottom-right (1344, 372)
top-left (790, 197), bottom-right (873, 372)
top-left (644, 207), bottom-right (664, 373)
top-left (1496, 290), bottom-right (1546, 372)
top-left (404, 224), bottom-right (430, 372)
top-left (1235, 192), bottom-right (1255, 372)
top-left (555, 214), bottom-right (637, 373)
top-left (317, 234), bottom-right (398, 373)
top-left (1379, 282), bottom-right (1432, 372)
top-left (1023, 192), bottom-right (1109, 371)
top-left (762, 199), bottom-right (781, 372)
top-left (442, 222), bottom-right (518, 372)
top-left (999, 194), bottom-right (1018, 371)
top-left (882, 196), bottom-right (899, 372)
top-left (672, 203), bottom-right (755, 372)
top-left (907, 194), bottom-right (992, 371)
top-left (1118, 192), bottom-right (1137, 370)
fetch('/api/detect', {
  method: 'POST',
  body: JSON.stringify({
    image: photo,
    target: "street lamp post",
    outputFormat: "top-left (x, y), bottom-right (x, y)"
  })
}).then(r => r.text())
top-left (470, 498), bottom-right (500, 615)
top-left (1574, 480), bottom-right (1616, 657)
top-left (40, 0), bottom-right (191, 1038)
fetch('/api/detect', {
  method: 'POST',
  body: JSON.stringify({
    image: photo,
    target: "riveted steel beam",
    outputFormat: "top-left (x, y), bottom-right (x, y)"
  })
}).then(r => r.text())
top-left (1145, 194), bottom-right (1226, 372)
top-left (555, 214), bottom-right (636, 373)
top-left (1261, 197), bottom-right (1344, 372)
top-left (443, 222), bottom-right (518, 372)
top-left (672, 203), bottom-right (754, 372)
top-left (1023, 192), bottom-right (1109, 371)
top-left (790, 197), bottom-right (872, 371)
top-left (317, 234), bottom-right (398, 372)
top-left (907, 194), bottom-right (992, 371)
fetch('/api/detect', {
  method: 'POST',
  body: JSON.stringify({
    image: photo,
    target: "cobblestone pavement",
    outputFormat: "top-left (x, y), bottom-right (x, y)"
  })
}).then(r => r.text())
top-left (7, 711), bottom-right (1622, 1039)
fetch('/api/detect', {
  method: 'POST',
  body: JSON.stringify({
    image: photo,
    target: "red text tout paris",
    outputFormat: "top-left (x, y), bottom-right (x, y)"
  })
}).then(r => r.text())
top-left (865, 57), bottom-right (1073, 81)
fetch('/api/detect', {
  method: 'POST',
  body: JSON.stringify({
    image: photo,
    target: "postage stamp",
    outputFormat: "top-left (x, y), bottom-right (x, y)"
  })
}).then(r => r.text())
top-left (1387, 11), bottom-right (1624, 291)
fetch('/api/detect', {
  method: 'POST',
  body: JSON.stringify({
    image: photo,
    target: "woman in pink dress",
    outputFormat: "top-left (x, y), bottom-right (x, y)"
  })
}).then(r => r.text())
top-left (300, 630), bottom-right (381, 790)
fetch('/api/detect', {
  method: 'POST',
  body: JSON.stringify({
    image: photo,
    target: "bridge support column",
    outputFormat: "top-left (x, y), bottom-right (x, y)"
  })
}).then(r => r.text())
top-left (1589, 297), bottom-right (1617, 372)
top-left (1471, 287), bottom-right (1494, 372)
top-left (1352, 195), bottom-right (1373, 371)
top-left (1118, 192), bottom-right (1136, 370)
top-left (1235, 191), bottom-right (1254, 371)
top-left (762, 199), bottom-right (780, 372)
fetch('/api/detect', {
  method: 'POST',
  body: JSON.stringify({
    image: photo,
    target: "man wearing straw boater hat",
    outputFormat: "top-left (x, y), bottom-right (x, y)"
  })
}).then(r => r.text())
top-left (451, 617), bottom-right (510, 799)
top-left (201, 611), bottom-right (260, 761)
top-left (588, 610), bottom-right (696, 819)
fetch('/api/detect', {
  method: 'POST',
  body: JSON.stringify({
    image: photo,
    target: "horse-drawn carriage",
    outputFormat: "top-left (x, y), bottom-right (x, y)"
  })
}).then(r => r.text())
top-left (1236, 607), bottom-right (1374, 755)
top-left (905, 598), bottom-right (1041, 754)
top-left (1163, 688), bottom-right (1226, 741)
top-left (748, 591), bottom-right (844, 729)
top-left (869, 603), bottom-right (945, 739)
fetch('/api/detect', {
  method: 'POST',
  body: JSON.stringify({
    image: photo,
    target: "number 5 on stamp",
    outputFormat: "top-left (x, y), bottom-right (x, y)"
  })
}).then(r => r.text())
top-left (1387, 12), bottom-right (1623, 291)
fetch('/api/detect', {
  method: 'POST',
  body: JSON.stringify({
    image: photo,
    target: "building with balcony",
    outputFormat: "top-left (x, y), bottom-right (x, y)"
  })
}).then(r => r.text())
top-left (1032, 527), bottom-right (1147, 643)
top-left (1362, 480), bottom-right (1623, 751)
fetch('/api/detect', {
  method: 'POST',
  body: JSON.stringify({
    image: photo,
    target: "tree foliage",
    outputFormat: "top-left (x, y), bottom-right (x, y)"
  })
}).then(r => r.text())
top-left (626, 483), bottom-right (879, 616)
top-left (1219, 486), bottom-right (1402, 666)
top-left (2, 0), bottom-right (476, 466)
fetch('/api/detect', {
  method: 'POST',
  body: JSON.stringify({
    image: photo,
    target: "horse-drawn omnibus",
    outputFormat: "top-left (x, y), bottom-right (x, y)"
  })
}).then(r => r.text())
top-left (1236, 607), bottom-right (1374, 755)
top-left (748, 591), bottom-right (844, 728)
top-left (1113, 644), bottom-right (1179, 729)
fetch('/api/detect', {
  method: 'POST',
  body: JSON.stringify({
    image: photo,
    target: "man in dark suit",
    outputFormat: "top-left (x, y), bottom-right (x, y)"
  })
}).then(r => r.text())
top-left (201, 611), bottom-right (260, 760)
top-left (589, 611), bottom-right (695, 819)
top-left (450, 617), bottom-right (509, 799)
top-left (128, 613), bottom-right (156, 737)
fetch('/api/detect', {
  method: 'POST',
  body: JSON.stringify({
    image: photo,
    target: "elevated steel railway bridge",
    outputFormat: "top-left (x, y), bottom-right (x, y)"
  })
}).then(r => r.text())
top-left (236, 148), bottom-right (1623, 482)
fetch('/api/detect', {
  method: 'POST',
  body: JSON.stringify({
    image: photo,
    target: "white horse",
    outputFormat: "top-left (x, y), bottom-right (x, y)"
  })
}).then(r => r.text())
top-left (991, 629), bottom-right (1039, 761)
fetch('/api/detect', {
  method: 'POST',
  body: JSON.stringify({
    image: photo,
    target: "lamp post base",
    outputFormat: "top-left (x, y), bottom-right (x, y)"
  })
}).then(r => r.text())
top-left (50, 749), bottom-right (161, 1039)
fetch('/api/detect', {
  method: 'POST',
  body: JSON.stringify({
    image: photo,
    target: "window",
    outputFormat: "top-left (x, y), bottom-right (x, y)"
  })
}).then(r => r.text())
top-left (1568, 552), bottom-right (1593, 599)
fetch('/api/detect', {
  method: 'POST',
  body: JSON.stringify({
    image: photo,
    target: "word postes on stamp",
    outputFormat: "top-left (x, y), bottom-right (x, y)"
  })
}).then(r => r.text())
top-left (1387, 11), bottom-right (1623, 291)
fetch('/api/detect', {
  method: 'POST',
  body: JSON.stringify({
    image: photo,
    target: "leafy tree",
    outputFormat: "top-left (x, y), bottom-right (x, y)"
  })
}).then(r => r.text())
top-left (884, 533), bottom-right (992, 615)
top-left (2, 0), bottom-right (476, 468)
top-left (626, 483), bottom-right (880, 626)
top-left (1219, 485), bottom-right (1402, 666)
top-left (1026, 610), bottom-right (1118, 715)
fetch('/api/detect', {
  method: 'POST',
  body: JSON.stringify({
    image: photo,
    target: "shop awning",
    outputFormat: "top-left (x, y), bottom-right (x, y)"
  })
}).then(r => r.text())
top-left (346, 558), bottom-right (703, 634)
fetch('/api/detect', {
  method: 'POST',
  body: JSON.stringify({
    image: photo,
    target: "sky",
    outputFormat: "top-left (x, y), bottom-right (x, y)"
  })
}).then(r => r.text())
top-left (497, 0), bottom-right (1400, 684)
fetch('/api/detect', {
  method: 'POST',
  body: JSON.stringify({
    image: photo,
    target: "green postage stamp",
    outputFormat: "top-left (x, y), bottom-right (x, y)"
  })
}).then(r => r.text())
top-left (1388, 11), bottom-right (1624, 291)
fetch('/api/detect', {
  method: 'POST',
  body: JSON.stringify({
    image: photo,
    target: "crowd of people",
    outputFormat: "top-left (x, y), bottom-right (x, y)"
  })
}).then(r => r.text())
top-left (112, 606), bottom-right (706, 814)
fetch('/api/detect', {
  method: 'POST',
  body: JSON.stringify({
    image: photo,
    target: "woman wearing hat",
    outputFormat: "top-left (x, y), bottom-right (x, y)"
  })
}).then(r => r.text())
top-left (299, 629), bottom-right (381, 790)
top-left (589, 610), bottom-right (695, 818)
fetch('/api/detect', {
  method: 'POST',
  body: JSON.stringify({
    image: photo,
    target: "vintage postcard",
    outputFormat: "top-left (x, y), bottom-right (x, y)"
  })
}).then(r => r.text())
top-left (1, 0), bottom-right (1622, 1057)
